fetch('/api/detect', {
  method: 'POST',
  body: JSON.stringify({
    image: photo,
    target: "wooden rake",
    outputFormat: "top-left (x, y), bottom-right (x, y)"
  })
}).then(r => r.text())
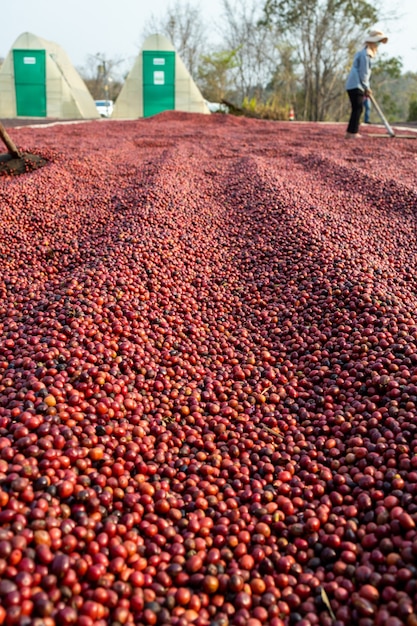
top-left (0, 121), bottom-right (48, 175)
top-left (0, 121), bottom-right (22, 158)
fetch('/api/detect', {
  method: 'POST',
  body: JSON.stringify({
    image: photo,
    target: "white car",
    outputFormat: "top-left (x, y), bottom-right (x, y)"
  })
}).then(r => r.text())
top-left (205, 100), bottom-right (229, 113)
top-left (95, 100), bottom-right (113, 118)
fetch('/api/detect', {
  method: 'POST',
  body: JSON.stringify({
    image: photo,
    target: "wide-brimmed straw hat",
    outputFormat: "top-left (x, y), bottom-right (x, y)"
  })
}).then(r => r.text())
top-left (365, 29), bottom-right (388, 44)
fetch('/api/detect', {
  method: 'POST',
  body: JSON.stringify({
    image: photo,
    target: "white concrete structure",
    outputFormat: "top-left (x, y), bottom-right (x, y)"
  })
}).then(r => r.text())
top-left (0, 32), bottom-right (99, 119)
top-left (113, 34), bottom-right (210, 119)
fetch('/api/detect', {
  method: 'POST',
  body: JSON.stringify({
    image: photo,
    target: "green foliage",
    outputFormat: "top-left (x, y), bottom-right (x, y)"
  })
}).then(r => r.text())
top-left (263, 0), bottom-right (377, 29)
top-left (240, 95), bottom-right (289, 120)
top-left (371, 58), bottom-right (412, 122)
top-left (242, 96), bottom-right (257, 112)
top-left (261, 0), bottom-right (379, 120)
top-left (372, 56), bottom-right (403, 80)
top-left (197, 49), bottom-right (239, 102)
top-left (377, 93), bottom-right (401, 122)
top-left (76, 0), bottom-right (415, 125)
top-left (408, 98), bottom-right (417, 122)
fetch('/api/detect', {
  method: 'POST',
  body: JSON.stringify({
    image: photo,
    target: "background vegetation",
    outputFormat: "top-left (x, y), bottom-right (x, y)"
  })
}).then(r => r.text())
top-left (141, 0), bottom-right (417, 123)
top-left (1, 0), bottom-right (416, 122)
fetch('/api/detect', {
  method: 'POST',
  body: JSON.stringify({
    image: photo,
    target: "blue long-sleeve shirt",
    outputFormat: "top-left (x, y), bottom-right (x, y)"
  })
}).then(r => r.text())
top-left (345, 47), bottom-right (372, 92)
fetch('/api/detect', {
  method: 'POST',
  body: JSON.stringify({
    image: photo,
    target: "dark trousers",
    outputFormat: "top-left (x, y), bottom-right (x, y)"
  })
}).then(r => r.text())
top-left (347, 88), bottom-right (364, 134)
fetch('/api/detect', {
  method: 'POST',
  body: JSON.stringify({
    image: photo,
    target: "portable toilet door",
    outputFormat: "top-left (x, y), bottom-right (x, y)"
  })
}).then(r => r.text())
top-left (142, 50), bottom-right (175, 117)
top-left (13, 49), bottom-right (47, 116)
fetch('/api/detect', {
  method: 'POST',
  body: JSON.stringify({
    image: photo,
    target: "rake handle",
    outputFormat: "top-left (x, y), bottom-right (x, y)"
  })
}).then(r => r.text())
top-left (369, 94), bottom-right (395, 137)
top-left (0, 122), bottom-right (23, 158)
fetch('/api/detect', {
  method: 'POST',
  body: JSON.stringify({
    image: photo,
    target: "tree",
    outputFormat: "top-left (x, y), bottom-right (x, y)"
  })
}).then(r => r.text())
top-left (79, 53), bottom-right (124, 101)
top-left (142, 1), bottom-right (207, 77)
top-left (267, 44), bottom-right (299, 112)
top-left (197, 50), bottom-right (239, 103)
top-left (409, 93), bottom-right (417, 122)
top-left (370, 55), bottom-right (403, 119)
top-left (262, 0), bottom-right (378, 121)
top-left (219, 0), bottom-right (284, 103)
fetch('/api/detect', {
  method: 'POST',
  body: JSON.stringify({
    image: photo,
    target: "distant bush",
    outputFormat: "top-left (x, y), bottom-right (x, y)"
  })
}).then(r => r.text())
top-left (222, 95), bottom-right (294, 121)
top-left (240, 96), bottom-right (289, 120)
top-left (407, 97), bottom-right (417, 121)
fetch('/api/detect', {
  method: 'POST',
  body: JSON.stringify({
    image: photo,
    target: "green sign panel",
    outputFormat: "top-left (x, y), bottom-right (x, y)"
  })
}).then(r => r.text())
top-left (13, 49), bottom-right (46, 117)
top-left (142, 51), bottom-right (175, 118)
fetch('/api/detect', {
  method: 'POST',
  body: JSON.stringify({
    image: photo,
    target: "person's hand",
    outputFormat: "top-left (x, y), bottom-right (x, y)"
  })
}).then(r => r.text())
top-left (364, 88), bottom-right (372, 97)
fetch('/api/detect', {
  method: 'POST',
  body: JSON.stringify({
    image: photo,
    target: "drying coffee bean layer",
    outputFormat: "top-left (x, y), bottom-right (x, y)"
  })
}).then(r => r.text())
top-left (0, 113), bottom-right (417, 626)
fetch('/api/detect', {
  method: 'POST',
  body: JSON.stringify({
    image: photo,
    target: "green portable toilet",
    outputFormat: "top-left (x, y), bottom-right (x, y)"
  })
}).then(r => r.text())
top-left (113, 34), bottom-right (210, 119)
top-left (0, 32), bottom-right (99, 119)
top-left (142, 50), bottom-right (175, 117)
top-left (13, 49), bottom-right (47, 117)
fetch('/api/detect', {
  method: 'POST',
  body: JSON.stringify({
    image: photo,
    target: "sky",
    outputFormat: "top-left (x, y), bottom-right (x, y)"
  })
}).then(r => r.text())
top-left (1, 0), bottom-right (416, 75)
